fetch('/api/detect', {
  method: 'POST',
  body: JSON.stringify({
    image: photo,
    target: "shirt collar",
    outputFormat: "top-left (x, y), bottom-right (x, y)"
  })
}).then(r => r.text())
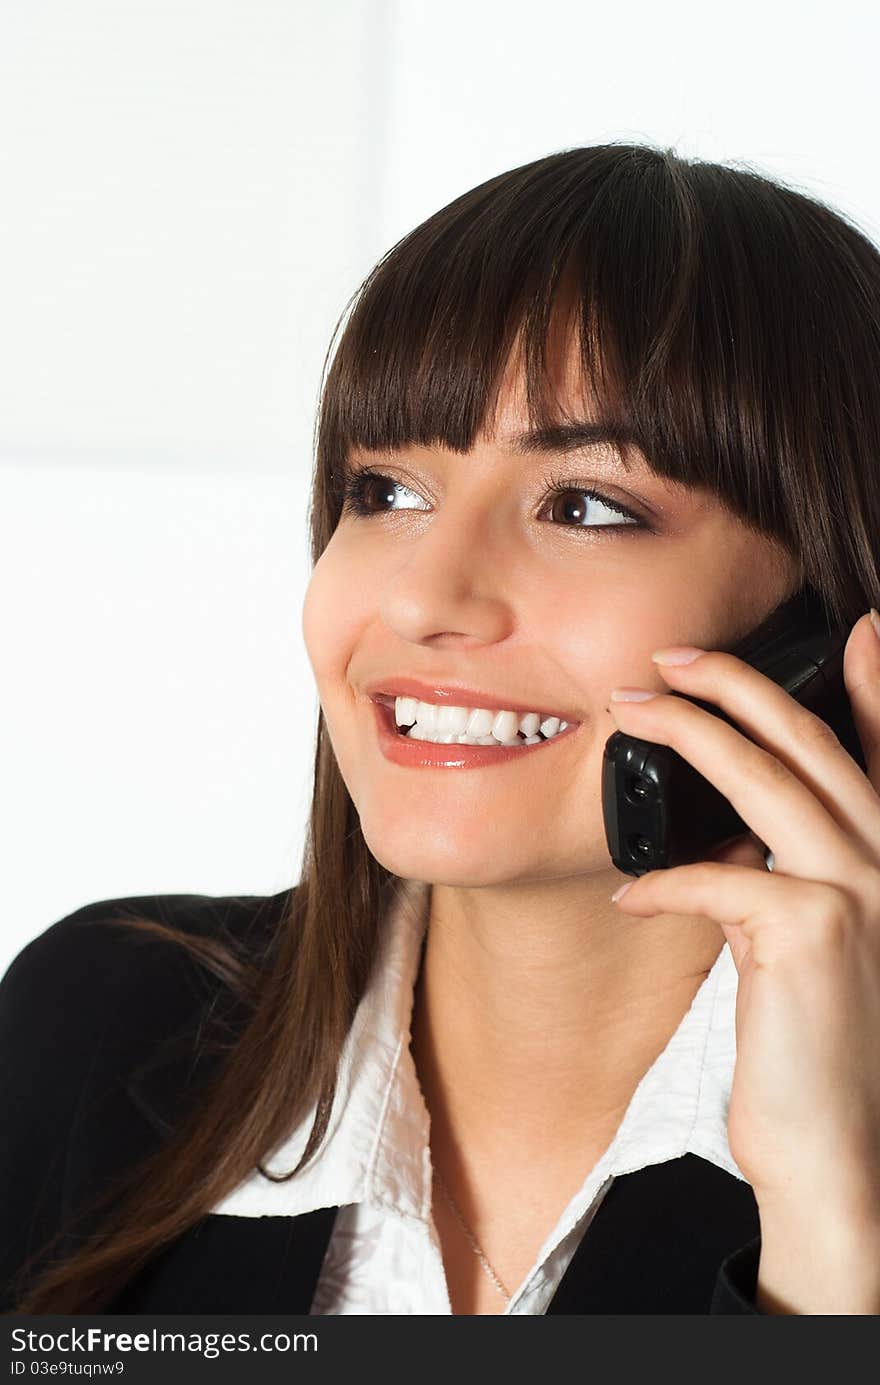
top-left (212, 875), bottom-right (743, 1224)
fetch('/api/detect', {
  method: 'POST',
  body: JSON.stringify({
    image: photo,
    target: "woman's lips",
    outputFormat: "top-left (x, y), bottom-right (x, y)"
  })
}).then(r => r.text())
top-left (370, 698), bottom-right (579, 770)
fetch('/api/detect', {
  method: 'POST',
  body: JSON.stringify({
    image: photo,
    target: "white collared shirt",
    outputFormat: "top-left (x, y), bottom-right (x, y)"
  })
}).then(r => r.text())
top-left (211, 876), bottom-right (745, 1314)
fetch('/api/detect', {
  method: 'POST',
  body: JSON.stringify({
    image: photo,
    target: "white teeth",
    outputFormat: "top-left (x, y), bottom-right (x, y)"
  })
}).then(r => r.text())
top-left (394, 695), bottom-right (573, 747)
top-left (413, 701), bottom-right (438, 732)
top-left (466, 707), bottom-right (495, 737)
top-left (491, 710), bottom-right (520, 743)
top-left (437, 704), bottom-right (469, 734)
top-left (396, 696), bottom-right (419, 726)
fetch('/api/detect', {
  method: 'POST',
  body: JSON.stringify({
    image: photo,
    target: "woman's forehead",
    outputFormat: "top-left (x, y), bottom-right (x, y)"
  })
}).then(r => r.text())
top-left (492, 298), bottom-right (592, 414)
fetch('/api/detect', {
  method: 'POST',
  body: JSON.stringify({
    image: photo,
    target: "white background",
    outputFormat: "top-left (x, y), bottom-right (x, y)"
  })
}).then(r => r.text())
top-left (2, 0), bottom-right (879, 974)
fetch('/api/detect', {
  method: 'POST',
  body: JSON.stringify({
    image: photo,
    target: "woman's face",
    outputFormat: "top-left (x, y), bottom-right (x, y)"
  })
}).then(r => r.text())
top-left (302, 340), bottom-right (801, 888)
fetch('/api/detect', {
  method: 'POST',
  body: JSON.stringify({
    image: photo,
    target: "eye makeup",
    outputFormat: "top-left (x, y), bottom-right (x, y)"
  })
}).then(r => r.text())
top-left (339, 461), bottom-right (655, 534)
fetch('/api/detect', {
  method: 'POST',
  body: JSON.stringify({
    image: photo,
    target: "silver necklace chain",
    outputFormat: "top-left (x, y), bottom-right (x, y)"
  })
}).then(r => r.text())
top-left (433, 1167), bottom-right (512, 1305)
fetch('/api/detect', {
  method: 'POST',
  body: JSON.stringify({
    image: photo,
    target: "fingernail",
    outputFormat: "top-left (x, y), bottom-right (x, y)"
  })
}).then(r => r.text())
top-left (870, 608), bottom-right (880, 643)
top-left (609, 687), bottom-right (658, 702)
top-left (651, 646), bottom-right (705, 665)
top-left (611, 881), bottom-right (634, 902)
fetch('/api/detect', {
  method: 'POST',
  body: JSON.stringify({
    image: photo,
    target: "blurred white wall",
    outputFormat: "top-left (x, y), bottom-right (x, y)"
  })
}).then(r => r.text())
top-left (2, 0), bottom-right (878, 973)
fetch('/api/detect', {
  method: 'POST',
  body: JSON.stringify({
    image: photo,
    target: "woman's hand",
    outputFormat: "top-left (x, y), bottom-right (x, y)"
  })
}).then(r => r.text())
top-left (605, 611), bottom-right (880, 1313)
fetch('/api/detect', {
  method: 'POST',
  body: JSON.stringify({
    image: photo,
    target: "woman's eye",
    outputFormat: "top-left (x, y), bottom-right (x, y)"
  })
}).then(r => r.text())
top-left (340, 467), bottom-right (645, 531)
top-left (341, 469), bottom-right (429, 515)
top-left (541, 486), bottom-right (643, 529)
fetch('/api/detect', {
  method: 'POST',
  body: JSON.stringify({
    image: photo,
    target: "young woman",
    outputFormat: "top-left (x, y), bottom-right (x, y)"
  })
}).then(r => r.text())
top-left (3, 142), bottom-right (880, 1316)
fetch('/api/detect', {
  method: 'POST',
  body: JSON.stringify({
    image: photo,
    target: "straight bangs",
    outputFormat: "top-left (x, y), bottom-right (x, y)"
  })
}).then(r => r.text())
top-left (313, 143), bottom-right (880, 629)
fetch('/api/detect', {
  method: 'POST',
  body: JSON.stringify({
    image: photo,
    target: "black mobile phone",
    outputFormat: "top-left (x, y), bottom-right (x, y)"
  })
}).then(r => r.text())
top-left (602, 584), bottom-right (868, 878)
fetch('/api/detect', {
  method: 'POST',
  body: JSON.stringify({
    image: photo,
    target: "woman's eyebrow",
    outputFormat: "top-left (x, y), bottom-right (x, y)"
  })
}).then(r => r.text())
top-left (503, 422), bottom-right (640, 472)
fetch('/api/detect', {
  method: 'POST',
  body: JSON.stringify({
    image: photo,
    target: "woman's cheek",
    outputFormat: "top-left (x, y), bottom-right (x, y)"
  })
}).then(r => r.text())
top-left (300, 540), bottom-right (358, 687)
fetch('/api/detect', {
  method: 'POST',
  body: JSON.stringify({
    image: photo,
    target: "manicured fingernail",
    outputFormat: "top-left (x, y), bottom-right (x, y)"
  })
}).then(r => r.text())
top-left (651, 646), bottom-right (705, 665)
top-left (611, 881), bottom-right (634, 902)
top-left (609, 687), bottom-right (658, 702)
top-left (869, 608), bottom-right (880, 643)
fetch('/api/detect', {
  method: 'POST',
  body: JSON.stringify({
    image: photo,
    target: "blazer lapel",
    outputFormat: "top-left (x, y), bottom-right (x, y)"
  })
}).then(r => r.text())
top-left (545, 1152), bottom-right (760, 1313)
top-left (110, 1209), bottom-right (341, 1314)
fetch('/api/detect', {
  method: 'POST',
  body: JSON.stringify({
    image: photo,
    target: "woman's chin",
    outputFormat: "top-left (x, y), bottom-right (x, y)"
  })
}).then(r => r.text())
top-left (359, 821), bottom-right (533, 888)
top-left (358, 827), bottom-right (615, 888)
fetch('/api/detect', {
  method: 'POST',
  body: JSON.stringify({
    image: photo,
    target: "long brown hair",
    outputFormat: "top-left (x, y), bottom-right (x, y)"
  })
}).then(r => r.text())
top-left (11, 141), bottom-right (880, 1312)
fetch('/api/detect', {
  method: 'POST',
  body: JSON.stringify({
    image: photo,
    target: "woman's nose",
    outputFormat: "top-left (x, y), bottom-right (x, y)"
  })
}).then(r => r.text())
top-left (377, 502), bottom-right (514, 647)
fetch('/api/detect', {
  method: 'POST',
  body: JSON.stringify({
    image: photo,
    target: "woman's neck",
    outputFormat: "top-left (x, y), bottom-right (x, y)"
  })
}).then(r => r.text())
top-left (409, 878), bottom-right (726, 1175)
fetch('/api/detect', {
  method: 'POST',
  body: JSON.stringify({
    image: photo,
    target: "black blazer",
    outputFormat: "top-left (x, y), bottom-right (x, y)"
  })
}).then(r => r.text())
top-left (0, 889), bottom-right (766, 1315)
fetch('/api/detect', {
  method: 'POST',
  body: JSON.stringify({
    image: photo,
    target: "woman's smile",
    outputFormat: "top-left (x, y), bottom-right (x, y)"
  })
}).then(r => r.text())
top-left (369, 693), bottom-right (582, 770)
